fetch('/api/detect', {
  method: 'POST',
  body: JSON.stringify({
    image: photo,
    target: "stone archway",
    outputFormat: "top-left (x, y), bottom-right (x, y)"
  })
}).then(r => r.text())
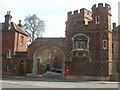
top-left (32, 45), bottom-right (65, 79)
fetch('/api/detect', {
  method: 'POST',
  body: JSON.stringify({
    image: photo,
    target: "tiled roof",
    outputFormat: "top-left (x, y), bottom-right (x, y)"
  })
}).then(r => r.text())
top-left (11, 22), bottom-right (28, 36)
top-left (2, 22), bottom-right (28, 36)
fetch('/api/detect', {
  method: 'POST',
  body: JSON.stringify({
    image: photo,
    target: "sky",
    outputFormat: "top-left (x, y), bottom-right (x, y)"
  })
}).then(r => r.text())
top-left (0, 0), bottom-right (119, 37)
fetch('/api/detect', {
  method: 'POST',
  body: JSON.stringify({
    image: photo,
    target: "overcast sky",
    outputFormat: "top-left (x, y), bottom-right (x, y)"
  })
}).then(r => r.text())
top-left (0, 0), bottom-right (119, 37)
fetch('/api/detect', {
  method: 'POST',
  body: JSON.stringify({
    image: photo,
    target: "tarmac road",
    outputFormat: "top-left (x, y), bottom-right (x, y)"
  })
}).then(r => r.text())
top-left (1, 71), bottom-right (119, 88)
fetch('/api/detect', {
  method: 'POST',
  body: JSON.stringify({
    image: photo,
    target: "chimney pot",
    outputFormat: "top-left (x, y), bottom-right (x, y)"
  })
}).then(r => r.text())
top-left (7, 11), bottom-right (11, 15)
top-left (19, 20), bottom-right (22, 24)
top-left (18, 20), bottom-right (22, 28)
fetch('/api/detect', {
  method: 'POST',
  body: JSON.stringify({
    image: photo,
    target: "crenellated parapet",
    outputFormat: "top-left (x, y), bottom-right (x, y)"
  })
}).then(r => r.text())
top-left (67, 8), bottom-right (92, 21)
top-left (92, 3), bottom-right (111, 15)
top-left (66, 3), bottom-right (112, 31)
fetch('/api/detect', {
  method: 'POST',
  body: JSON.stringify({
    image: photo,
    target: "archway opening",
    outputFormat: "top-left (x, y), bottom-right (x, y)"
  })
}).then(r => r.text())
top-left (32, 45), bottom-right (65, 79)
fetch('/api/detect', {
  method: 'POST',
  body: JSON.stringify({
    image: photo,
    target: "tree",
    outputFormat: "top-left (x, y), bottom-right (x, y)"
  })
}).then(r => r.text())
top-left (23, 14), bottom-right (45, 44)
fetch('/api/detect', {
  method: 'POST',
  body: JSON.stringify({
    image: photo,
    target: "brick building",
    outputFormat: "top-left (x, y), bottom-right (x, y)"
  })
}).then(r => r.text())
top-left (111, 24), bottom-right (120, 81)
top-left (27, 38), bottom-right (66, 77)
top-left (1, 11), bottom-right (28, 75)
top-left (2, 3), bottom-right (118, 80)
top-left (65, 3), bottom-right (112, 79)
top-left (28, 3), bottom-right (113, 80)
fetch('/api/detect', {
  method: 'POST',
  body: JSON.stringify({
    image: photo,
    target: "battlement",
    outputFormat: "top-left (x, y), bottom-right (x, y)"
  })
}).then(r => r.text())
top-left (66, 3), bottom-right (112, 31)
top-left (68, 8), bottom-right (92, 20)
top-left (92, 3), bottom-right (111, 14)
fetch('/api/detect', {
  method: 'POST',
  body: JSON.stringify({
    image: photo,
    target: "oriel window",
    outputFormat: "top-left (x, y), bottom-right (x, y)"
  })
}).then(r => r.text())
top-left (73, 34), bottom-right (89, 50)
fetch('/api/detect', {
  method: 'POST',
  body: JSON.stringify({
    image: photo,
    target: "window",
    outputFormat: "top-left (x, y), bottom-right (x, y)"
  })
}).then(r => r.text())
top-left (6, 65), bottom-right (10, 71)
top-left (74, 40), bottom-right (87, 49)
top-left (73, 34), bottom-right (89, 50)
top-left (6, 50), bottom-right (11, 58)
top-left (103, 40), bottom-right (107, 49)
top-left (20, 36), bottom-right (24, 46)
top-left (95, 16), bottom-right (100, 24)
top-left (112, 43), bottom-right (114, 55)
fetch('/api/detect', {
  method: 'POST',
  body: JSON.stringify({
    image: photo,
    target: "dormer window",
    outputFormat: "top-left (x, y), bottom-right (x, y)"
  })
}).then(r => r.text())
top-left (20, 36), bottom-right (24, 46)
top-left (95, 16), bottom-right (100, 24)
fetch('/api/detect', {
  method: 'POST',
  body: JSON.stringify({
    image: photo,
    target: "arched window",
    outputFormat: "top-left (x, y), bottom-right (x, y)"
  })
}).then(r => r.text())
top-left (72, 34), bottom-right (89, 50)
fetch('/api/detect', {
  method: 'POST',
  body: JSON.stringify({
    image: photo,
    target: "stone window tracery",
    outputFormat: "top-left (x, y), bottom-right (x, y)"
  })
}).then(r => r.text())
top-left (72, 34), bottom-right (89, 50)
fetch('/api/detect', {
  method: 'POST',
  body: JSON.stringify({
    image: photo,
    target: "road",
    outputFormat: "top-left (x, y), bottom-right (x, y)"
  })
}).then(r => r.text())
top-left (1, 71), bottom-right (119, 88)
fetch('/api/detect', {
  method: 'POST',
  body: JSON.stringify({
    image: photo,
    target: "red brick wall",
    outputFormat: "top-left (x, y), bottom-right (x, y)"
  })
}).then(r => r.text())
top-left (14, 32), bottom-right (27, 52)
top-left (2, 31), bottom-right (15, 57)
top-left (27, 40), bottom-right (66, 59)
top-left (2, 53), bottom-right (28, 76)
top-left (65, 3), bottom-right (112, 77)
top-left (2, 31), bottom-right (27, 58)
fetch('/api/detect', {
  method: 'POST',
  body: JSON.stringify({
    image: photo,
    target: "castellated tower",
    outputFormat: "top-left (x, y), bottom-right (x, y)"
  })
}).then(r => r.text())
top-left (92, 3), bottom-right (112, 30)
top-left (65, 3), bottom-right (112, 77)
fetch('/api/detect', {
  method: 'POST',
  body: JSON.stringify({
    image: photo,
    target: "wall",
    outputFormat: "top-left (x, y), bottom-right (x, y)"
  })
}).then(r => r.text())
top-left (65, 3), bottom-right (112, 77)
top-left (2, 31), bottom-right (15, 57)
top-left (2, 53), bottom-right (28, 76)
top-left (14, 32), bottom-right (27, 52)
top-left (28, 38), bottom-right (66, 59)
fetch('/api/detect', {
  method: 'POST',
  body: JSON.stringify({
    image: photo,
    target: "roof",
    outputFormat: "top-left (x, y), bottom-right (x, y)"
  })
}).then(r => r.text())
top-left (34, 37), bottom-right (65, 42)
top-left (112, 25), bottom-right (120, 33)
top-left (12, 22), bottom-right (28, 36)
top-left (2, 22), bottom-right (28, 36)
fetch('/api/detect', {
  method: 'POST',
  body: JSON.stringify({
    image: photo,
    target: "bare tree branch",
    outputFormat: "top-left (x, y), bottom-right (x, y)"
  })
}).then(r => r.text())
top-left (23, 14), bottom-right (45, 44)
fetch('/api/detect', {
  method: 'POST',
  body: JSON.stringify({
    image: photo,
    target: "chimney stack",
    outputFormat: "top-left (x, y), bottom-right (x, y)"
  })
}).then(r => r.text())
top-left (112, 23), bottom-right (116, 30)
top-left (4, 11), bottom-right (12, 30)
